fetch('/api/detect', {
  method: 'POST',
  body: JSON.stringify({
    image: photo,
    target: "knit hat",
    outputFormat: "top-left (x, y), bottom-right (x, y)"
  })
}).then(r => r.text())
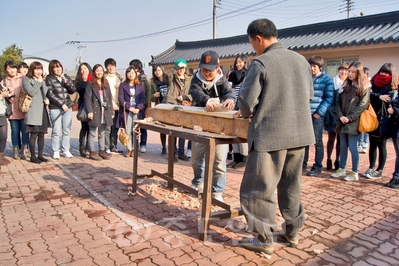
top-left (199, 50), bottom-right (219, 70)
top-left (174, 59), bottom-right (187, 68)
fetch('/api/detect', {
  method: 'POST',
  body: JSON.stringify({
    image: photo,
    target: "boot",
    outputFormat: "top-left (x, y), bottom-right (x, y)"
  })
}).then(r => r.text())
top-left (334, 160), bottom-right (340, 170)
top-left (19, 145), bottom-right (27, 160)
top-left (13, 146), bottom-right (21, 160)
top-left (227, 153), bottom-right (241, 168)
top-left (79, 146), bottom-right (87, 158)
top-left (388, 177), bottom-right (399, 188)
top-left (0, 153), bottom-right (11, 165)
top-left (326, 159), bottom-right (332, 170)
top-left (125, 150), bottom-right (132, 158)
top-left (99, 150), bottom-right (110, 160)
top-left (233, 155), bottom-right (247, 169)
top-left (89, 151), bottom-right (102, 161)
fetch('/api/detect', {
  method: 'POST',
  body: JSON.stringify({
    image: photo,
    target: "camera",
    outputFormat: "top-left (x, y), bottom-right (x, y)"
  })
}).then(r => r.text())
top-left (101, 102), bottom-right (108, 109)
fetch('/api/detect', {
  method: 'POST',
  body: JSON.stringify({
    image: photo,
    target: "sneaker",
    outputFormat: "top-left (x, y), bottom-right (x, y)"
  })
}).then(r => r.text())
top-left (64, 151), bottom-right (73, 158)
top-left (344, 171), bottom-right (359, 181)
top-left (53, 152), bottom-right (60, 159)
top-left (178, 152), bottom-right (189, 161)
top-left (362, 168), bottom-right (374, 177)
top-left (111, 148), bottom-right (119, 154)
top-left (161, 148), bottom-right (167, 155)
top-left (190, 183), bottom-right (204, 193)
top-left (366, 169), bottom-right (382, 179)
top-left (281, 234), bottom-right (299, 247)
top-left (357, 146), bottom-right (363, 153)
top-left (362, 148), bottom-right (368, 154)
top-left (238, 237), bottom-right (274, 254)
top-left (186, 149), bottom-right (192, 158)
top-left (227, 152), bottom-right (233, 160)
top-left (139, 146), bottom-right (146, 153)
top-left (331, 168), bottom-right (346, 178)
top-left (106, 149), bottom-right (112, 156)
top-left (212, 192), bottom-right (224, 202)
top-left (388, 179), bottom-right (399, 188)
top-left (307, 168), bottom-right (321, 176)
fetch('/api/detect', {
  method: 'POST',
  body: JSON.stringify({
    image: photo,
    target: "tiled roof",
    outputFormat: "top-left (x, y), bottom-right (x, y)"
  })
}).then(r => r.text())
top-left (151, 10), bottom-right (399, 65)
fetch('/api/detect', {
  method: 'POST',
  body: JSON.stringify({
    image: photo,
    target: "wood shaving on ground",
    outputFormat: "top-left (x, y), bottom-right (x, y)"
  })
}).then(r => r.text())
top-left (163, 191), bottom-right (180, 202)
top-left (313, 249), bottom-right (324, 255)
top-left (311, 229), bottom-right (318, 235)
top-left (152, 200), bottom-right (163, 204)
top-left (147, 183), bottom-right (159, 194)
top-left (181, 197), bottom-right (201, 209)
top-left (260, 252), bottom-right (272, 259)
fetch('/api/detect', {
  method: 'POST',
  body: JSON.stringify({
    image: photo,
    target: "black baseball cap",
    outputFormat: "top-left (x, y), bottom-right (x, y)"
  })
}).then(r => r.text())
top-left (198, 50), bottom-right (219, 70)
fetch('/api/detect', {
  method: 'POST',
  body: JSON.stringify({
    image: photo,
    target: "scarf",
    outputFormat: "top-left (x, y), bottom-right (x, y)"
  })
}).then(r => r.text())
top-left (373, 74), bottom-right (392, 88)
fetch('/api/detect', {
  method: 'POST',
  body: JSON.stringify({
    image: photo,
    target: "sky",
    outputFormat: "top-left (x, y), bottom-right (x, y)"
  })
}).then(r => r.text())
top-left (0, 0), bottom-right (397, 74)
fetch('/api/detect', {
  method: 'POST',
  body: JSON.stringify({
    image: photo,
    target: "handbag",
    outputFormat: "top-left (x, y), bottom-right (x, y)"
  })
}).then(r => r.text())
top-left (4, 97), bottom-right (12, 117)
top-left (19, 87), bottom-right (32, 113)
top-left (378, 104), bottom-right (393, 138)
top-left (76, 105), bottom-right (89, 122)
top-left (118, 103), bottom-right (130, 147)
top-left (358, 104), bottom-right (379, 133)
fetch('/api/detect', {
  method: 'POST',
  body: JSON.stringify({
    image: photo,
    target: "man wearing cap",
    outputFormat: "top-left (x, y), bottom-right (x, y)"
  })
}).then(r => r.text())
top-left (189, 50), bottom-right (236, 202)
top-left (164, 59), bottom-right (192, 161)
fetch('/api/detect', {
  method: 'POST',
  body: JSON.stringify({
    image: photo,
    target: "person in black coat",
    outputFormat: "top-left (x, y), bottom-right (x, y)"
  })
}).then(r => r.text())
top-left (75, 63), bottom-right (92, 157)
top-left (84, 64), bottom-right (113, 161)
top-left (46, 60), bottom-right (76, 159)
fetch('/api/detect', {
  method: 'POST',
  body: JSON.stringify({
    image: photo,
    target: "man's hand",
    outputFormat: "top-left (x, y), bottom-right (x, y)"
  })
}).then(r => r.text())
top-left (222, 99), bottom-right (235, 109)
top-left (205, 98), bottom-right (220, 111)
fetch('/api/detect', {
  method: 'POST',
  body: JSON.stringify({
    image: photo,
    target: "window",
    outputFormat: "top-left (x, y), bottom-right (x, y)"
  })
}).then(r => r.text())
top-left (325, 57), bottom-right (358, 77)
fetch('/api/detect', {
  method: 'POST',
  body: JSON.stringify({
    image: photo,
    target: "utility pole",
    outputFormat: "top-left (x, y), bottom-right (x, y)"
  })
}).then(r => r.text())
top-left (340, 0), bottom-right (354, 18)
top-left (75, 33), bottom-right (86, 68)
top-left (213, 0), bottom-right (221, 39)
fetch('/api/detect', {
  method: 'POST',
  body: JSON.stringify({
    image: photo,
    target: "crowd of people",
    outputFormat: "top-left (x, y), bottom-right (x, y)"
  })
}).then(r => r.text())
top-left (1, 17), bottom-right (399, 254)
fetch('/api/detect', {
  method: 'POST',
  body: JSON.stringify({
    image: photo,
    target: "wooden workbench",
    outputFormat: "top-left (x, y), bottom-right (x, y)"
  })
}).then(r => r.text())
top-left (132, 121), bottom-right (244, 241)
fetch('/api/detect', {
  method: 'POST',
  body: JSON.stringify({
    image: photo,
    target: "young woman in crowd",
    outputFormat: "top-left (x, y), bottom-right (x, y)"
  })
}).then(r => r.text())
top-left (17, 62), bottom-right (29, 76)
top-left (363, 63), bottom-right (399, 179)
top-left (324, 62), bottom-right (349, 170)
top-left (22, 61), bottom-right (51, 164)
top-left (331, 61), bottom-right (370, 181)
top-left (150, 64), bottom-right (169, 155)
top-left (117, 66), bottom-right (145, 157)
top-left (3, 61), bottom-right (28, 160)
top-left (0, 73), bottom-right (12, 167)
top-left (84, 64), bottom-right (113, 161)
top-left (227, 54), bottom-right (250, 169)
top-left (46, 60), bottom-right (76, 159)
top-left (75, 62), bottom-right (92, 157)
top-left (387, 83), bottom-right (399, 189)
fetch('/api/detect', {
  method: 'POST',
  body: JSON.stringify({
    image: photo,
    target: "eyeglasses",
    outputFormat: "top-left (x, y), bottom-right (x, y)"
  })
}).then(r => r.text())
top-left (201, 68), bottom-right (215, 74)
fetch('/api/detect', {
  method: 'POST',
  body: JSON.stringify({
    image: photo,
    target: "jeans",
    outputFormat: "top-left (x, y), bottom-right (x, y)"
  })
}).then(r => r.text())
top-left (304, 115), bottom-right (324, 169)
top-left (88, 124), bottom-right (110, 152)
top-left (126, 112), bottom-right (138, 150)
top-left (140, 128), bottom-right (147, 147)
top-left (339, 133), bottom-right (360, 172)
top-left (174, 138), bottom-right (186, 153)
top-left (9, 119), bottom-right (29, 147)
top-left (191, 141), bottom-right (227, 193)
top-left (392, 137), bottom-right (399, 178)
top-left (187, 140), bottom-right (192, 150)
top-left (358, 132), bottom-right (369, 149)
top-left (232, 142), bottom-right (249, 156)
top-left (240, 147), bottom-right (306, 244)
top-left (50, 108), bottom-right (72, 153)
top-left (106, 110), bottom-right (118, 150)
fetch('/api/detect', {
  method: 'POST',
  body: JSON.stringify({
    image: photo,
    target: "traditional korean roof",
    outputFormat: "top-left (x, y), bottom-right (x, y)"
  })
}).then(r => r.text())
top-left (151, 10), bottom-right (399, 65)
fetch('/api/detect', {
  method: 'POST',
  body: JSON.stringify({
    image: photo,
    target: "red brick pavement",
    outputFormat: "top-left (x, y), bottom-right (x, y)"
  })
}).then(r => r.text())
top-left (0, 114), bottom-right (398, 265)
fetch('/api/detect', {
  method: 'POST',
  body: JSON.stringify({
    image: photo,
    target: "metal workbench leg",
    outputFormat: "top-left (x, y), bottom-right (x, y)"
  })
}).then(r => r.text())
top-left (132, 127), bottom-right (140, 194)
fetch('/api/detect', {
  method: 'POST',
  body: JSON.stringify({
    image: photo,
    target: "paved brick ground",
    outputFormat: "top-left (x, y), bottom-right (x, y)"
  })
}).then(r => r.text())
top-left (0, 114), bottom-right (398, 265)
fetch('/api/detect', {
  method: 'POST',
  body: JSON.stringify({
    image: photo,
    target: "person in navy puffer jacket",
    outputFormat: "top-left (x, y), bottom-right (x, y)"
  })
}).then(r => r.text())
top-left (304, 55), bottom-right (334, 176)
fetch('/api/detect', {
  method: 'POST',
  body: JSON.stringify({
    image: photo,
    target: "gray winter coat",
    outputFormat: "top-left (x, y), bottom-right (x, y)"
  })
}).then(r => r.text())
top-left (22, 76), bottom-right (50, 126)
top-left (239, 42), bottom-right (315, 152)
